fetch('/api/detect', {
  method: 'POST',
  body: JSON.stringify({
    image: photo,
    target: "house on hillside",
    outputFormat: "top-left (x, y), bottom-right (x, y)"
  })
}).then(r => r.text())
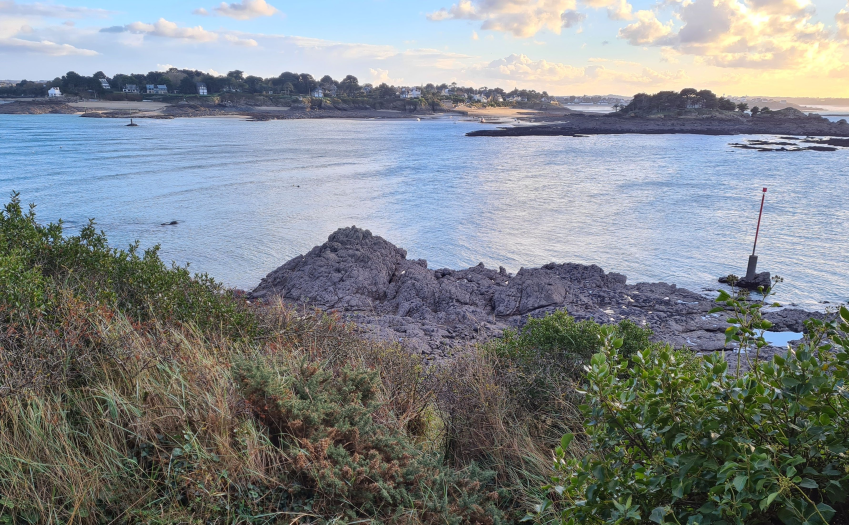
top-left (123, 84), bottom-right (140, 94)
top-left (196, 82), bottom-right (207, 95)
top-left (48, 87), bottom-right (62, 97)
top-left (146, 84), bottom-right (168, 95)
top-left (399, 87), bottom-right (421, 99)
top-left (311, 87), bottom-right (324, 98)
top-left (99, 79), bottom-right (111, 90)
top-left (472, 94), bottom-right (488, 103)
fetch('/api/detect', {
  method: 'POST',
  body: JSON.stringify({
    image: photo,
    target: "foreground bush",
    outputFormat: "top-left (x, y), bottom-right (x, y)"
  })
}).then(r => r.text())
top-left (540, 292), bottom-right (849, 524)
top-left (0, 195), bottom-right (503, 524)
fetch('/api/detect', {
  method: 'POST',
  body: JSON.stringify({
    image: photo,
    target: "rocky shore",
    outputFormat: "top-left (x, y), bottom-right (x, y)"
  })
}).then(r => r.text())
top-left (0, 100), bottom-right (77, 114)
top-left (250, 227), bottom-right (824, 361)
top-left (467, 108), bottom-right (849, 138)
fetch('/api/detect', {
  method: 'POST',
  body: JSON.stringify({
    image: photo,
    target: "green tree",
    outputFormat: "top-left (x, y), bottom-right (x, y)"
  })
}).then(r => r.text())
top-left (179, 76), bottom-right (197, 95)
top-left (751, 105), bottom-right (760, 116)
top-left (226, 70), bottom-right (244, 81)
top-left (737, 102), bottom-right (749, 113)
top-left (282, 82), bottom-right (294, 95)
top-left (339, 74), bottom-right (359, 95)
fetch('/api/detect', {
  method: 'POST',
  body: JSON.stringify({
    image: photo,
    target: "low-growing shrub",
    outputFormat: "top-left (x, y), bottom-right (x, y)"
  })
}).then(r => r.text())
top-left (538, 291), bottom-right (849, 525)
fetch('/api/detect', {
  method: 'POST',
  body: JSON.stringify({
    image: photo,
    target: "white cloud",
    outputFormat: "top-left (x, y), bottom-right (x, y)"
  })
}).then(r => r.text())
top-left (284, 36), bottom-right (396, 60)
top-left (481, 53), bottom-right (592, 81)
top-left (369, 68), bottom-right (403, 84)
top-left (619, 0), bottom-right (841, 71)
top-left (224, 33), bottom-right (258, 46)
top-left (618, 10), bottom-right (673, 45)
top-left (0, 37), bottom-right (97, 55)
top-left (581, 0), bottom-right (633, 19)
top-left (427, 0), bottom-right (580, 38)
top-left (0, 0), bottom-right (111, 19)
top-left (195, 0), bottom-right (279, 20)
top-left (126, 18), bottom-right (219, 42)
top-left (838, 3), bottom-right (849, 39)
top-left (561, 9), bottom-right (586, 27)
top-left (472, 30), bottom-right (479, 40)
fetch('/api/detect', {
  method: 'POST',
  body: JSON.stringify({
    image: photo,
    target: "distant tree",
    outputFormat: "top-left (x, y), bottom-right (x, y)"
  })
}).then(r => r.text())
top-left (92, 71), bottom-right (107, 80)
top-left (377, 83), bottom-right (395, 98)
top-left (227, 70), bottom-right (244, 81)
top-left (737, 102), bottom-right (749, 113)
top-left (761, 106), bottom-right (771, 113)
top-left (339, 75), bottom-right (359, 95)
top-left (320, 75), bottom-right (335, 87)
top-left (698, 89), bottom-right (718, 109)
top-left (179, 76), bottom-right (197, 95)
top-left (750, 106), bottom-right (760, 116)
top-left (245, 75), bottom-right (263, 93)
top-left (282, 82), bottom-right (294, 95)
top-left (718, 97), bottom-right (737, 111)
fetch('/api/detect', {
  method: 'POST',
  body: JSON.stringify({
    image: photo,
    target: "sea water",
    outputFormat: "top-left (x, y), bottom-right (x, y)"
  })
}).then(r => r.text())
top-left (1, 114), bottom-right (847, 308)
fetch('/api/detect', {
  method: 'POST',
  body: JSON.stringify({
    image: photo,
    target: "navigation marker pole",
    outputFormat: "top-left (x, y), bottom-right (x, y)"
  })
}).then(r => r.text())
top-left (746, 187), bottom-right (767, 280)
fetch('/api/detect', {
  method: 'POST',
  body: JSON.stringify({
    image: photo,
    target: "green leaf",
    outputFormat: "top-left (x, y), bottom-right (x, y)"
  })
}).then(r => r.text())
top-left (561, 433), bottom-right (574, 451)
top-left (733, 475), bottom-right (749, 492)
top-left (798, 478), bottom-right (818, 489)
top-left (650, 507), bottom-right (667, 523)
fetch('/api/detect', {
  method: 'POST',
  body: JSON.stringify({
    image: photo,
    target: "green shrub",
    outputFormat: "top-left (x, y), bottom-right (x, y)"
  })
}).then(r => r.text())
top-left (0, 192), bottom-right (256, 340)
top-left (538, 293), bottom-right (849, 524)
top-left (487, 311), bottom-right (656, 409)
top-left (234, 358), bottom-right (505, 524)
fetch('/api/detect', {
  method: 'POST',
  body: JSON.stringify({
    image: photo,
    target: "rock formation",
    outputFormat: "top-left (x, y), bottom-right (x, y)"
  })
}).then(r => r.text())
top-left (251, 227), bottom-right (824, 360)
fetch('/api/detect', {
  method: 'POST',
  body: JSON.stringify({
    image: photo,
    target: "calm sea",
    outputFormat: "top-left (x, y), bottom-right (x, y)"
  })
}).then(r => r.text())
top-left (1, 114), bottom-right (847, 308)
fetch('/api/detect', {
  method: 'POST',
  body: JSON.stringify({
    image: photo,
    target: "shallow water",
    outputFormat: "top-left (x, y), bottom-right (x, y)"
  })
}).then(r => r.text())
top-left (1, 114), bottom-right (847, 308)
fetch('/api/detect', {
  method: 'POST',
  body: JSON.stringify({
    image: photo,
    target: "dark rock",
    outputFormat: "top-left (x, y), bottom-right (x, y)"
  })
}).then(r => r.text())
top-left (250, 227), bottom-right (823, 360)
top-left (161, 221), bottom-right (178, 226)
top-left (737, 272), bottom-right (771, 290)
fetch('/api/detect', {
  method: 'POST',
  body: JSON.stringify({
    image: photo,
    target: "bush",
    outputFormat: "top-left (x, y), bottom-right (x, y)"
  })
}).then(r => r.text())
top-left (235, 358), bottom-right (504, 524)
top-left (538, 292), bottom-right (849, 525)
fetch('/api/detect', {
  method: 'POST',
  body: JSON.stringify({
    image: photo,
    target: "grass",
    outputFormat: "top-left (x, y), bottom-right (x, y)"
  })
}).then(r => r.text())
top-left (0, 194), bottom-right (583, 524)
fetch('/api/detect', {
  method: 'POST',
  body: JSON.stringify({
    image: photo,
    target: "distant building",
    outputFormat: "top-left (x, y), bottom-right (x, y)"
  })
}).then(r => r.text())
top-left (362, 85), bottom-right (373, 94)
top-left (196, 82), bottom-right (207, 95)
top-left (472, 94), bottom-right (488, 103)
top-left (123, 84), bottom-right (139, 94)
top-left (311, 87), bottom-right (324, 97)
top-left (146, 84), bottom-right (168, 95)
top-left (48, 87), bottom-right (62, 97)
top-left (399, 87), bottom-right (421, 99)
top-left (99, 78), bottom-right (111, 90)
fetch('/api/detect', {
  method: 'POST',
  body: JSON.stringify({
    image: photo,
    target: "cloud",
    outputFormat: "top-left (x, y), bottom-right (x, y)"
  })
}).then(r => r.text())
top-left (481, 53), bottom-right (593, 81)
top-left (0, 37), bottom-right (98, 55)
top-left (224, 33), bottom-right (258, 46)
top-left (426, 0), bottom-right (581, 38)
top-left (619, 0), bottom-right (841, 71)
top-left (99, 25), bottom-right (126, 33)
top-left (126, 18), bottom-right (218, 41)
top-left (0, 0), bottom-right (111, 19)
top-left (838, 3), bottom-right (849, 39)
top-left (581, 0), bottom-right (633, 19)
top-left (561, 9), bottom-right (586, 27)
top-left (196, 0), bottom-right (279, 20)
top-left (472, 30), bottom-right (479, 40)
top-left (284, 36), bottom-right (396, 59)
top-left (618, 10), bottom-right (673, 45)
top-left (369, 68), bottom-right (403, 84)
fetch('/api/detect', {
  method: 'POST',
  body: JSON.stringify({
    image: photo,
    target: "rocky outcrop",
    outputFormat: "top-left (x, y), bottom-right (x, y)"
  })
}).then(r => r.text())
top-left (251, 227), bottom-right (826, 360)
top-left (0, 101), bottom-right (78, 115)
top-left (466, 112), bottom-right (849, 138)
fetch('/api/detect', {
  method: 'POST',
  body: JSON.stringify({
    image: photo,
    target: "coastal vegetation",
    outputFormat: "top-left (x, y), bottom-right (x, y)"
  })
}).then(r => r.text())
top-left (0, 68), bottom-right (551, 107)
top-left (2, 193), bottom-right (848, 524)
top-left (620, 88), bottom-right (739, 115)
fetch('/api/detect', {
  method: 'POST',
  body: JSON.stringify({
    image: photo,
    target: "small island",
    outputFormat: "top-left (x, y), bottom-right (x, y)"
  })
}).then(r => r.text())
top-left (466, 88), bottom-right (849, 138)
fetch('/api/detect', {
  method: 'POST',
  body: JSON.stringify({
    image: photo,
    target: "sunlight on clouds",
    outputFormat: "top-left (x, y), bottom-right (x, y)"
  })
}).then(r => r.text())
top-left (194, 0), bottom-right (279, 20)
top-left (0, 37), bottom-right (98, 55)
top-left (427, 0), bottom-right (580, 37)
top-left (126, 19), bottom-right (219, 42)
top-left (369, 68), bottom-right (403, 83)
top-left (224, 34), bottom-right (258, 46)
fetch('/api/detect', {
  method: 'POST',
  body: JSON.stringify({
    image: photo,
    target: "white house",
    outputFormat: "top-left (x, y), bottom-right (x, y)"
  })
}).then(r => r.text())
top-left (146, 84), bottom-right (168, 95)
top-left (399, 87), bottom-right (421, 99)
top-left (311, 87), bottom-right (324, 98)
top-left (123, 84), bottom-right (139, 94)
top-left (99, 79), bottom-right (111, 90)
top-left (48, 87), bottom-right (62, 97)
top-left (196, 82), bottom-right (207, 95)
top-left (472, 94), bottom-right (488, 103)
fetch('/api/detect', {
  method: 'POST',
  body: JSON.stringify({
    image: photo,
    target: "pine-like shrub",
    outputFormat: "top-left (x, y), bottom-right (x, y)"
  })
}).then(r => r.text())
top-left (234, 358), bottom-right (505, 524)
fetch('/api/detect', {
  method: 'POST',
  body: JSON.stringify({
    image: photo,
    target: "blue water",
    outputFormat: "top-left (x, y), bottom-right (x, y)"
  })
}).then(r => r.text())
top-left (1, 114), bottom-right (847, 308)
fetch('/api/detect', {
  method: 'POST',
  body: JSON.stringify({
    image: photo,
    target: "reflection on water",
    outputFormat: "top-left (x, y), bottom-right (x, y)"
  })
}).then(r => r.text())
top-left (1, 114), bottom-right (847, 308)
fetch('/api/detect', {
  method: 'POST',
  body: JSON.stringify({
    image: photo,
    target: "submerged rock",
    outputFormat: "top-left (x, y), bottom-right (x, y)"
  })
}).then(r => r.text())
top-left (251, 227), bottom-right (824, 360)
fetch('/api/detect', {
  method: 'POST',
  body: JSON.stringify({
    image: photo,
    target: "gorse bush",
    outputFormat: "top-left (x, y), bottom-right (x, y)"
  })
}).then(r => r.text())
top-left (235, 359), bottom-right (503, 524)
top-left (538, 288), bottom-right (849, 525)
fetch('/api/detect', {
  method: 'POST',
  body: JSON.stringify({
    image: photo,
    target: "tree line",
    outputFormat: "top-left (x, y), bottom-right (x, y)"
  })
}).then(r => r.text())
top-left (620, 88), bottom-right (742, 114)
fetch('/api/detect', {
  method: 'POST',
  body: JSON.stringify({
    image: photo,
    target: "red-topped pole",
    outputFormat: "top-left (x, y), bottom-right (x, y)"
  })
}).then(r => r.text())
top-left (752, 187), bottom-right (767, 256)
top-left (746, 188), bottom-right (767, 280)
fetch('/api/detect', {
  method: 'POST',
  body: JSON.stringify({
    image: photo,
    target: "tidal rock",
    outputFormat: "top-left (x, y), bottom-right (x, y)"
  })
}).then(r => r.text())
top-left (737, 272), bottom-right (771, 290)
top-left (251, 227), bottom-right (820, 360)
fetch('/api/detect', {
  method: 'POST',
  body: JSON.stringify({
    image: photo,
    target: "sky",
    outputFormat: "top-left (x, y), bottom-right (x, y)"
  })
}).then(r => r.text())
top-left (1, 0), bottom-right (849, 96)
